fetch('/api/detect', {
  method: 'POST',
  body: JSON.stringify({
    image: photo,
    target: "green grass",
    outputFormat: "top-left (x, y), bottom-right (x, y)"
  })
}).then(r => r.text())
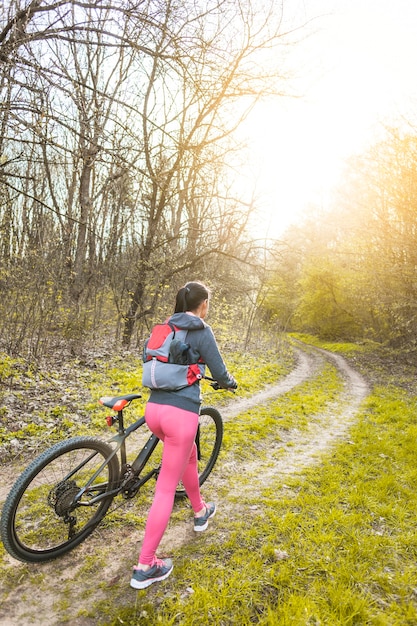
top-left (71, 342), bottom-right (295, 434)
top-left (289, 333), bottom-right (381, 355)
top-left (102, 382), bottom-right (417, 626)
top-left (0, 339), bottom-right (295, 449)
top-left (97, 341), bottom-right (417, 626)
top-left (221, 361), bottom-right (343, 462)
top-left (2, 336), bottom-right (417, 625)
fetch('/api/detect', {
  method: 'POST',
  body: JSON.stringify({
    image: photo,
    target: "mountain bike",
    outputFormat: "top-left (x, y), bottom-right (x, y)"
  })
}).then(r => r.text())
top-left (0, 389), bottom-right (223, 563)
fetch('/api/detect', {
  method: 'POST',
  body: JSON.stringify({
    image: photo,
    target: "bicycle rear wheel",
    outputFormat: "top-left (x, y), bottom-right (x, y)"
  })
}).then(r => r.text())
top-left (176, 406), bottom-right (223, 497)
top-left (1, 436), bottom-right (119, 563)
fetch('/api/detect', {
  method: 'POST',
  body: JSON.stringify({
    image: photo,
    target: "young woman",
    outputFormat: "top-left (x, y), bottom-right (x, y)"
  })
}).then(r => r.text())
top-left (131, 281), bottom-right (237, 589)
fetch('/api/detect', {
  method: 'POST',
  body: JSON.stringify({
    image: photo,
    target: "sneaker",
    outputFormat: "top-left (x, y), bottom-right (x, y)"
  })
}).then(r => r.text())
top-left (194, 502), bottom-right (216, 532)
top-left (130, 558), bottom-right (173, 590)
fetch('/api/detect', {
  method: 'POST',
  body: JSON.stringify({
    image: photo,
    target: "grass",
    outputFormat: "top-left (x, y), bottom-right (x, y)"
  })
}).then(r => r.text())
top-left (0, 338), bottom-right (294, 452)
top-left (98, 340), bottom-right (417, 626)
top-left (221, 361), bottom-right (344, 462)
top-left (104, 383), bottom-right (417, 625)
top-left (2, 336), bottom-right (417, 624)
top-left (70, 342), bottom-right (295, 434)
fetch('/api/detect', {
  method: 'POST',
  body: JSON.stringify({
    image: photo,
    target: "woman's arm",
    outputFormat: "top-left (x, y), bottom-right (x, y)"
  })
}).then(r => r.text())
top-left (195, 326), bottom-right (237, 389)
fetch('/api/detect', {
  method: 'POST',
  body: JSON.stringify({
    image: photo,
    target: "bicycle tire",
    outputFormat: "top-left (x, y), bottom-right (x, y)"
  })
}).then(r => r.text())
top-left (1, 436), bottom-right (119, 563)
top-left (175, 406), bottom-right (223, 498)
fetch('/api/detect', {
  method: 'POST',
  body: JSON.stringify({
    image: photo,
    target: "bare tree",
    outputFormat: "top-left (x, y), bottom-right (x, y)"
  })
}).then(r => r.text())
top-left (117, 0), bottom-right (292, 345)
top-left (0, 0), bottom-right (294, 354)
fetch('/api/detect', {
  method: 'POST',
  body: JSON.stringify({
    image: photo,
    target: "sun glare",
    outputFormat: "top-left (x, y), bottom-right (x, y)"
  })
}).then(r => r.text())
top-left (239, 0), bottom-right (417, 240)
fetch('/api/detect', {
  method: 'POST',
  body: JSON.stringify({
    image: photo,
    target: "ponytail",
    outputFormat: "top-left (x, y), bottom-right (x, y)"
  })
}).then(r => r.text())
top-left (174, 281), bottom-right (210, 313)
top-left (174, 286), bottom-right (189, 313)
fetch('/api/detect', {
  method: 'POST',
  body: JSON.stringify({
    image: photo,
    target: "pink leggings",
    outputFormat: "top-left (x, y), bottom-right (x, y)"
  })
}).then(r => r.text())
top-left (138, 402), bottom-right (205, 565)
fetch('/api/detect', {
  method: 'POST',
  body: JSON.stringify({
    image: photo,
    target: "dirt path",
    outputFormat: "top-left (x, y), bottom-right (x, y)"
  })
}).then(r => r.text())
top-left (223, 347), bottom-right (324, 420)
top-left (273, 347), bottom-right (369, 475)
top-left (224, 346), bottom-right (369, 490)
top-left (0, 344), bottom-right (370, 626)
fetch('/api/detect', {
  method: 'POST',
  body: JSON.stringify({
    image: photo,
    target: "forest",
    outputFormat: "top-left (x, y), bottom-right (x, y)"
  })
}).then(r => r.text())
top-left (3, 3), bottom-right (417, 624)
top-left (1, 0), bottom-right (417, 362)
top-left (265, 129), bottom-right (417, 351)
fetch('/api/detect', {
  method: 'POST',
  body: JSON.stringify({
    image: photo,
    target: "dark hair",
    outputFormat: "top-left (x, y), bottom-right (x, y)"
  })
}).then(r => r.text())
top-left (174, 281), bottom-right (210, 313)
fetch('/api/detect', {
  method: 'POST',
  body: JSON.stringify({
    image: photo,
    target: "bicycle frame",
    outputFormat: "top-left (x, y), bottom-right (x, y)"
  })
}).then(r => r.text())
top-left (73, 410), bottom-right (161, 507)
top-left (50, 396), bottom-right (211, 511)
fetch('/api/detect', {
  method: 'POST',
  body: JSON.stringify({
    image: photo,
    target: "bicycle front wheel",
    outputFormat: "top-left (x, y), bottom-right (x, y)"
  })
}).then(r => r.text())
top-left (176, 406), bottom-right (223, 498)
top-left (1, 436), bottom-right (120, 563)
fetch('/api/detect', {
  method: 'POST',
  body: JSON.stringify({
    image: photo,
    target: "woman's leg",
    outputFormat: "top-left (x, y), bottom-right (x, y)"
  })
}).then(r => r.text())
top-left (138, 403), bottom-right (204, 566)
top-left (180, 440), bottom-right (206, 511)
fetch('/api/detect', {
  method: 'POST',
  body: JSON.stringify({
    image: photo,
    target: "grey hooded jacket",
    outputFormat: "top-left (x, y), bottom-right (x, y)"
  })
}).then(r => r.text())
top-left (147, 312), bottom-right (236, 413)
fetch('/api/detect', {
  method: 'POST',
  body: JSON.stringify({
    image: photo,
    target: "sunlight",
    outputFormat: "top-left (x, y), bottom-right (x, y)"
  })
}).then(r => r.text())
top-left (239, 0), bottom-right (417, 239)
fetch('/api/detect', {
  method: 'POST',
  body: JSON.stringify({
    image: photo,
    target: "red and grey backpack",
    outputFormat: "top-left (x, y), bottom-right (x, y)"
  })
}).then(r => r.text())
top-left (142, 321), bottom-right (204, 390)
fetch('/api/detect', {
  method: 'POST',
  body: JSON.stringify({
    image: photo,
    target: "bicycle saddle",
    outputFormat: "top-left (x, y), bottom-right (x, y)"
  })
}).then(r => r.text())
top-left (99, 393), bottom-right (142, 411)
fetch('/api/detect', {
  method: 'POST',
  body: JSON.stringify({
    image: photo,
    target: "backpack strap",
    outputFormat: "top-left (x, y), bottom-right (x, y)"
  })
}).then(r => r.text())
top-left (167, 321), bottom-right (176, 337)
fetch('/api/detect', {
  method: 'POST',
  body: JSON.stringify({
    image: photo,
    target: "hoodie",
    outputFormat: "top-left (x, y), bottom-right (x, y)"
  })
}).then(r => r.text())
top-left (147, 312), bottom-right (236, 413)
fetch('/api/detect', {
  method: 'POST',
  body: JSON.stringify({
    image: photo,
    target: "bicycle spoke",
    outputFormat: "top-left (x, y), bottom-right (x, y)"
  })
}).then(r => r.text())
top-left (1, 437), bottom-right (119, 562)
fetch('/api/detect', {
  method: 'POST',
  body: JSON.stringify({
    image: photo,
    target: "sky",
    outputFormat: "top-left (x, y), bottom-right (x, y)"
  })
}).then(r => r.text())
top-left (240, 0), bottom-right (417, 239)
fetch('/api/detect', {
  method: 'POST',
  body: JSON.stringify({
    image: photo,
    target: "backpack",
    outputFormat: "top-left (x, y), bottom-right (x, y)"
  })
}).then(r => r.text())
top-left (142, 321), bottom-right (204, 390)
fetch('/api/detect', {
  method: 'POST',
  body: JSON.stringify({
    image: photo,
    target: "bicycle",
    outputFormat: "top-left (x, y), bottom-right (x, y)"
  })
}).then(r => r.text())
top-left (0, 385), bottom-right (223, 564)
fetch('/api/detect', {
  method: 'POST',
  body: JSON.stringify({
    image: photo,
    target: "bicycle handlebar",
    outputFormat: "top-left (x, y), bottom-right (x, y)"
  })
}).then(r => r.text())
top-left (203, 376), bottom-right (236, 392)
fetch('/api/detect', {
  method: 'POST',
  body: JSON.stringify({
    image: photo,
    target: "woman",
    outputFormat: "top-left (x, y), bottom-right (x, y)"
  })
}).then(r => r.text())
top-left (131, 281), bottom-right (237, 590)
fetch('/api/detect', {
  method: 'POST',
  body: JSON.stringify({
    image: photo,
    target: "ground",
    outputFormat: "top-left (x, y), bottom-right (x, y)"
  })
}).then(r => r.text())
top-left (0, 343), bottom-right (369, 626)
